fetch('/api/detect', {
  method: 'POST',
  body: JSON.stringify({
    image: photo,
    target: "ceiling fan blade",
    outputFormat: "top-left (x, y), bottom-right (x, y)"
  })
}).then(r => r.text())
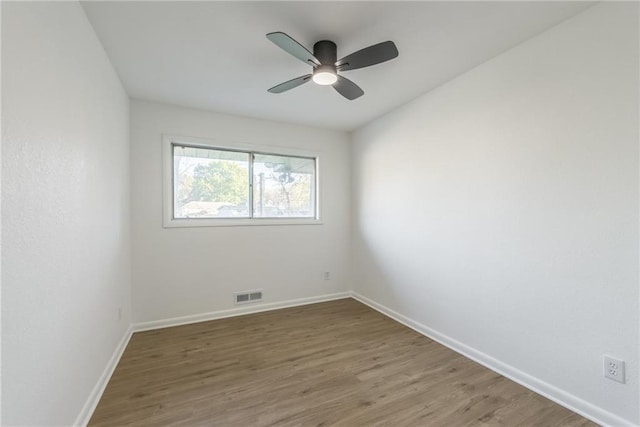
top-left (333, 75), bottom-right (364, 100)
top-left (268, 74), bottom-right (313, 94)
top-left (336, 41), bottom-right (398, 72)
top-left (266, 32), bottom-right (320, 67)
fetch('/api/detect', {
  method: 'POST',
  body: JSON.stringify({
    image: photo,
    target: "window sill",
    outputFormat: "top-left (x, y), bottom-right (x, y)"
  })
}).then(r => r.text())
top-left (163, 218), bottom-right (323, 228)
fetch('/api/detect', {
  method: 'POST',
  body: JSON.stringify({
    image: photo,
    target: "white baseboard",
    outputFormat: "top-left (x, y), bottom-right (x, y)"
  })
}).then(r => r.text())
top-left (133, 292), bottom-right (351, 332)
top-left (74, 325), bottom-right (133, 427)
top-left (350, 292), bottom-right (636, 427)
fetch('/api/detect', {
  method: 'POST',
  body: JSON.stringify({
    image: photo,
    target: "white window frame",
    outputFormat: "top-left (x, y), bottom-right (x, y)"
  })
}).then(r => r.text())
top-left (162, 134), bottom-right (322, 227)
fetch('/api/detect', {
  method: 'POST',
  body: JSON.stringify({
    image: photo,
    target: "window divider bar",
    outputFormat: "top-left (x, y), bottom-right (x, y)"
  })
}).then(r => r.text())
top-left (248, 152), bottom-right (255, 219)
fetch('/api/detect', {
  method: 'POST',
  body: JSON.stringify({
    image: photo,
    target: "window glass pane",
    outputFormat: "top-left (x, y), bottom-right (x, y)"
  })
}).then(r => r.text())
top-left (253, 153), bottom-right (315, 218)
top-left (173, 145), bottom-right (249, 218)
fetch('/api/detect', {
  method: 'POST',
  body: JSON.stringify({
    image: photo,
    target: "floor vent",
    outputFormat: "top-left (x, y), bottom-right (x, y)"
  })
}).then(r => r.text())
top-left (235, 290), bottom-right (263, 305)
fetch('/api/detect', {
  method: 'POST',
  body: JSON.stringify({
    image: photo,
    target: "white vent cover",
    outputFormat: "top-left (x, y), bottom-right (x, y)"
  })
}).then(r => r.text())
top-left (235, 290), bottom-right (263, 305)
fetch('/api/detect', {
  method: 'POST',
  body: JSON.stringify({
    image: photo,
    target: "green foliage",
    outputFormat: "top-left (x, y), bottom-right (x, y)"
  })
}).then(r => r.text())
top-left (190, 160), bottom-right (248, 205)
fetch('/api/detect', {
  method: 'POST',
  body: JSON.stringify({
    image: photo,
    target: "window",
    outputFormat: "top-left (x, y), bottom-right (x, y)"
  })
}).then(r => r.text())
top-left (173, 146), bottom-right (251, 219)
top-left (164, 136), bottom-right (320, 227)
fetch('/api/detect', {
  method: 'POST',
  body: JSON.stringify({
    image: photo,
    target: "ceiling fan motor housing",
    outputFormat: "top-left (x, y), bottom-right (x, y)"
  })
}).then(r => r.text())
top-left (313, 40), bottom-right (337, 67)
top-left (312, 40), bottom-right (337, 83)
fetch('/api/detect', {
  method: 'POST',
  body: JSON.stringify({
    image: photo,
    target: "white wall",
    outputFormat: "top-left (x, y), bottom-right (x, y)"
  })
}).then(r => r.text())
top-left (1, 2), bottom-right (131, 425)
top-left (352, 3), bottom-right (638, 425)
top-left (130, 100), bottom-right (350, 323)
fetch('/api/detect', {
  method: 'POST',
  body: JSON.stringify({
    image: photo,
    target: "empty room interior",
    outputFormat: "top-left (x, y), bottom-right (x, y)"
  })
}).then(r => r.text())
top-left (2, 1), bottom-right (639, 426)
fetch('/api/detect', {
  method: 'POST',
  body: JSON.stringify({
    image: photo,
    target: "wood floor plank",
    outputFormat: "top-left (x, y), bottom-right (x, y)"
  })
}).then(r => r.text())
top-left (89, 298), bottom-right (596, 426)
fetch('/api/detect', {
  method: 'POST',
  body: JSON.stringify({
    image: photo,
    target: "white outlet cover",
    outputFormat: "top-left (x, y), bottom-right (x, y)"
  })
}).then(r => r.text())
top-left (603, 355), bottom-right (625, 384)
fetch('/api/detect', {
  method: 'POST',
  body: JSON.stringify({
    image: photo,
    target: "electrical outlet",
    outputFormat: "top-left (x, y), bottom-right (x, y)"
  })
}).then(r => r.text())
top-left (603, 355), bottom-right (625, 383)
top-left (323, 271), bottom-right (330, 280)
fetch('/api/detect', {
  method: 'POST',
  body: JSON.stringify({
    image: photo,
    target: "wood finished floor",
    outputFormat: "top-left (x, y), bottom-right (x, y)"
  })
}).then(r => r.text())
top-left (89, 299), bottom-right (596, 426)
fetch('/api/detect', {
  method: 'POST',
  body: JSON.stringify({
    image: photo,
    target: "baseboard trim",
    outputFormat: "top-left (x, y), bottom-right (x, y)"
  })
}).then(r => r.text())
top-left (133, 292), bottom-right (351, 332)
top-left (74, 325), bottom-right (133, 426)
top-left (350, 292), bottom-right (636, 427)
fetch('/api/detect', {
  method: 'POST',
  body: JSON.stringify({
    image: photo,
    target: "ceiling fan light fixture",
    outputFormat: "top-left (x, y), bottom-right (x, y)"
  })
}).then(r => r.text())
top-left (312, 65), bottom-right (337, 85)
top-left (266, 32), bottom-right (398, 100)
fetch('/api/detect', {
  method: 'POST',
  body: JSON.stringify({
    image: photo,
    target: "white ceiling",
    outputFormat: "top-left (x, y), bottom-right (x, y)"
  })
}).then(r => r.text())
top-left (81, 1), bottom-right (593, 131)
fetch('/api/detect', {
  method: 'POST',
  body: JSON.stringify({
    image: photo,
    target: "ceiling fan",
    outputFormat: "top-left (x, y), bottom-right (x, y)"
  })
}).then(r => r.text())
top-left (266, 32), bottom-right (399, 100)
